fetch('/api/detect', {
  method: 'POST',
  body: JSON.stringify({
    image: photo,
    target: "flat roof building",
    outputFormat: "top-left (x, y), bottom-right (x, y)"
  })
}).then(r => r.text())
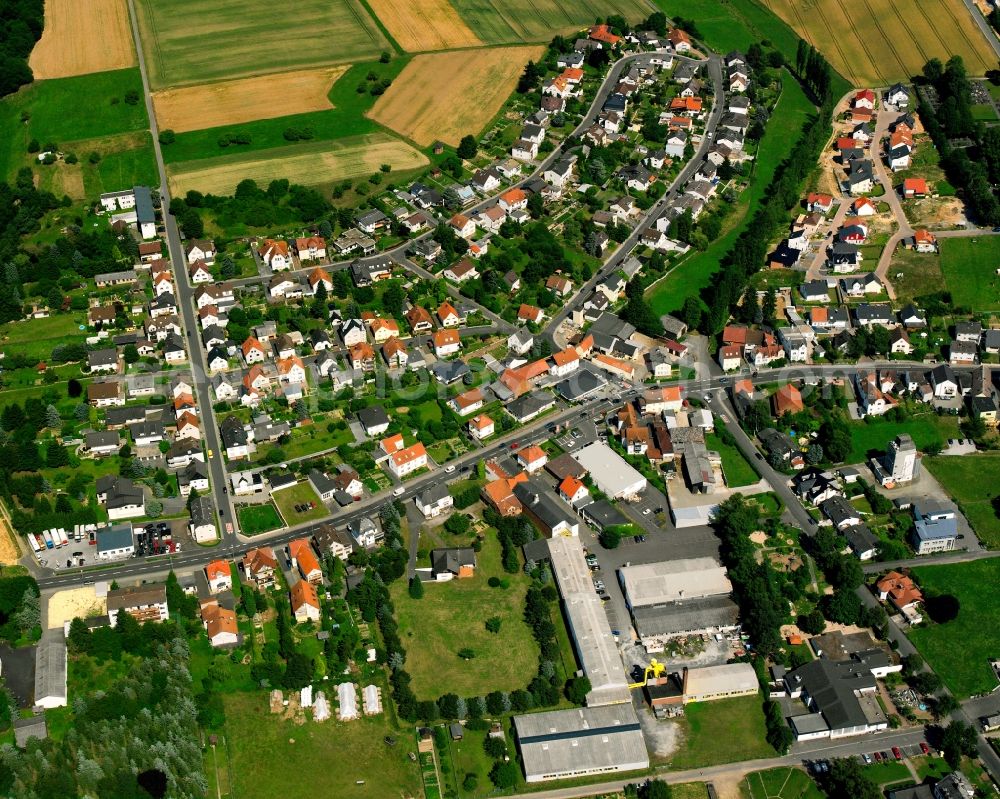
top-left (547, 536), bottom-right (630, 706)
top-left (682, 663), bottom-right (758, 703)
top-left (513, 704), bottom-right (649, 783)
top-left (33, 629), bottom-right (67, 709)
top-left (619, 558), bottom-right (732, 609)
top-left (571, 442), bottom-right (647, 499)
top-left (619, 558), bottom-right (739, 651)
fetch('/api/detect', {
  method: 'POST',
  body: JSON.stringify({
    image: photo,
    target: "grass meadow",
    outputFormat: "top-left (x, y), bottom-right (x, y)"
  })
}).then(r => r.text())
top-left (845, 412), bottom-right (959, 465)
top-left (908, 559), bottom-right (1000, 697)
top-left (669, 695), bottom-right (774, 769)
top-left (743, 767), bottom-right (824, 799)
top-left (938, 237), bottom-right (1000, 312)
top-left (0, 70), bottom-right (156, 195)
top-left (236, 503), bottom-right (284, 536)
top-left (220, 691), bottom-right (421, 799)
top-left (648, 73), bottom-right (815, 315)
top-left (925, 454), bottom-right (1000, 549)
top-left (134, 0), bottom-right (390, 89)
top-left (705, 432), bottom-right (760, 487)
top-left (271, 482), bottom-right (329, 525)
top-left (389, 533), bottom-right (540, 699)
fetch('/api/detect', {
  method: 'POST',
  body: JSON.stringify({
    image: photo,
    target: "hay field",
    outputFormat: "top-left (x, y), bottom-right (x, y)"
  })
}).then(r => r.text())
top-left (134, 0), bottom-right (389, 89)
top-left (152, 67), bottom-right (347, 133)
top-left (369, 46), bottom-right (544, 146)
top-left (449, 0), bottom-right (648, 43)
top-left (29, 0), bottom-right (136, 78)
top-left (761, 0), bottom-right (996, 85)
top-left (368, 0), bottom-right (482, 51)
top-left (166, 133), bottom-right (428, 194)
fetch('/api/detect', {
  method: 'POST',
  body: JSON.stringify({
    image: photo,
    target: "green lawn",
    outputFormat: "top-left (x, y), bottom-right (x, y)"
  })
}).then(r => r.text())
top-left (648, 73), bottom-right (815, 314)
top-left (237, 503), bottom-right (284, 535)
top-left (253, 421), bottom-right (354, 464)
top-left (0, 69), bottom-right (154, 191)
top-left (705, 432), bottom-right (759, 488)
top-left (845, 413), bottom-right (959, 465)
top-left (925, 454), bottom-right (1000, 549)
top-left (134, 0), bottom-right (389, 89)
top-left (389, 534), bottom-right (540, 699)
top-left (743, 767), bottom-right (823, 799)
top-left (938, 237), bottom-right (1000, 312)
top-left (161, 60), bottom-right (409, 164)
top-left (908, 559), bottom-right (1000, 697)
top-left (670, 695), bottom-right (773, 769)
top-left (0, 312), bottom-right (87, 362)
top-left (221, 691), bottom-right (421, 799)
top-left (443, 725), bottom-right (498, 798)
top-left (271, 481), bottom-right (330, 525)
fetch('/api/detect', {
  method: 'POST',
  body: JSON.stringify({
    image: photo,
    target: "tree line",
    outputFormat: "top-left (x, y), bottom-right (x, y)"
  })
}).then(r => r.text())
top-left (686, 48), bottom-right (836, 335)
top-left (0, 0), bottom-right (42, 98)
top-left (917, 56), bottom-right (1000, 226)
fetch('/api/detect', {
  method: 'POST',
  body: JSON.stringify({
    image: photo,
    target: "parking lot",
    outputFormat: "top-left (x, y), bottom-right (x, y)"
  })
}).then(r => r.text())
top-left (37, 518), bottom-right (188, 571)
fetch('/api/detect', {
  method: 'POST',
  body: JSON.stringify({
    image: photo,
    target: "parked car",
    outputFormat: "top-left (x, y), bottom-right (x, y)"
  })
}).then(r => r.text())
top-left (892, 747), bottom-right (902, 761)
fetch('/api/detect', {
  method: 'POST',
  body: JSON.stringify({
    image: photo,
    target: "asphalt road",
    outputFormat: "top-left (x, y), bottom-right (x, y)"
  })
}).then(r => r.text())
top-left (543, 54), bottom-right (726, 351)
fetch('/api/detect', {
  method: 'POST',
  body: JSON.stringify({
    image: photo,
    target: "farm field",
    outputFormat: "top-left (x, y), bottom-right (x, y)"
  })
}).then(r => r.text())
top-left (29, 0), bottom-right (136, 79)
top-left (0, 69), bottom-right (156, 193)
top-left (152, 67), bottom-right (348, 133)
top-left (648, 73), bottom-right (815, 314)
top-left (133, 0), bottom-right (390, 89)
top-left (166, 134), bottom-right (428, 195)
top-left (271, 482), bottom-right (329, 526)
top-left (938, 236), bottom-right (1000, 312)
top-left (389, 534), bottom-right (540, 698)
top-left (369, 46), bottom-right (544, 146)
top-left (669, 695), bottom-right (773, 769)
top-left (221, 691), bottom-right (421, 799)
top-left (743, 767), bottom-right (823, 799)
top-left (760, 0), bottom-right (995, 85)
top-left (925, 453), bottom-right (1000, 549)
top-left (449, 0), bottom-right (648, 44)
top-left (160, 60), bottom-right (409, 165)
top-left (367, 0), bottom-right (482, 51)
top-left (908, 559), bottom-right (1000, 697)
top-left (653, 0), bottom-right (849, 98)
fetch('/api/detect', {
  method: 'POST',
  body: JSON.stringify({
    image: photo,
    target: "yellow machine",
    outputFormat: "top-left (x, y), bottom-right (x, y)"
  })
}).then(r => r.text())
top-left (628, 658), bottom-right (667, 689)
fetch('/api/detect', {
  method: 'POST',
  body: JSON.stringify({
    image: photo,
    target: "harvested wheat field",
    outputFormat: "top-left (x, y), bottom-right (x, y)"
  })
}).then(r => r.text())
top-left (29, 0), bottom-right (135, 78)
top-left (762, 0), bottom-right (995, 85)
top-left (368, 0), bottom-right (482, 51)
top-left (167, 134), bottom-right (428, 194)
top-left (0, 518), bottom-right (19, 565)
top-left (369, 46), bottom-right (544, 146)
top-left (152, 67), bottom-right (347, 133)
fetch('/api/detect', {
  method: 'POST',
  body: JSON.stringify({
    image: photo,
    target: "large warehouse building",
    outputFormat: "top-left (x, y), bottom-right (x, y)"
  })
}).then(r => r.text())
top-left (571, 442), bottom-right (647, 499)
top-left (619, 558), bottom-right (740, 652)
top-left (513, 704), bottom-right (649, 783)
top-left (548, 536), bottom-right (631, 706)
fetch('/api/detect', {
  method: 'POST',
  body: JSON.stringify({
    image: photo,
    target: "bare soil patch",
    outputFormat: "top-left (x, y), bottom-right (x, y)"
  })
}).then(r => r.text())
top-left (368, 0), bottom-right (481, 51)
top-left (47, 587), bottom-right (106, 630)
top-left (0, 516), bottom-right (19, 565)
top-left (368, 46), bottom-right (544, 146)
top-left (152, 67), bottom-right (348, 133)
top-left (29, 0), bottom-right (136, 78)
